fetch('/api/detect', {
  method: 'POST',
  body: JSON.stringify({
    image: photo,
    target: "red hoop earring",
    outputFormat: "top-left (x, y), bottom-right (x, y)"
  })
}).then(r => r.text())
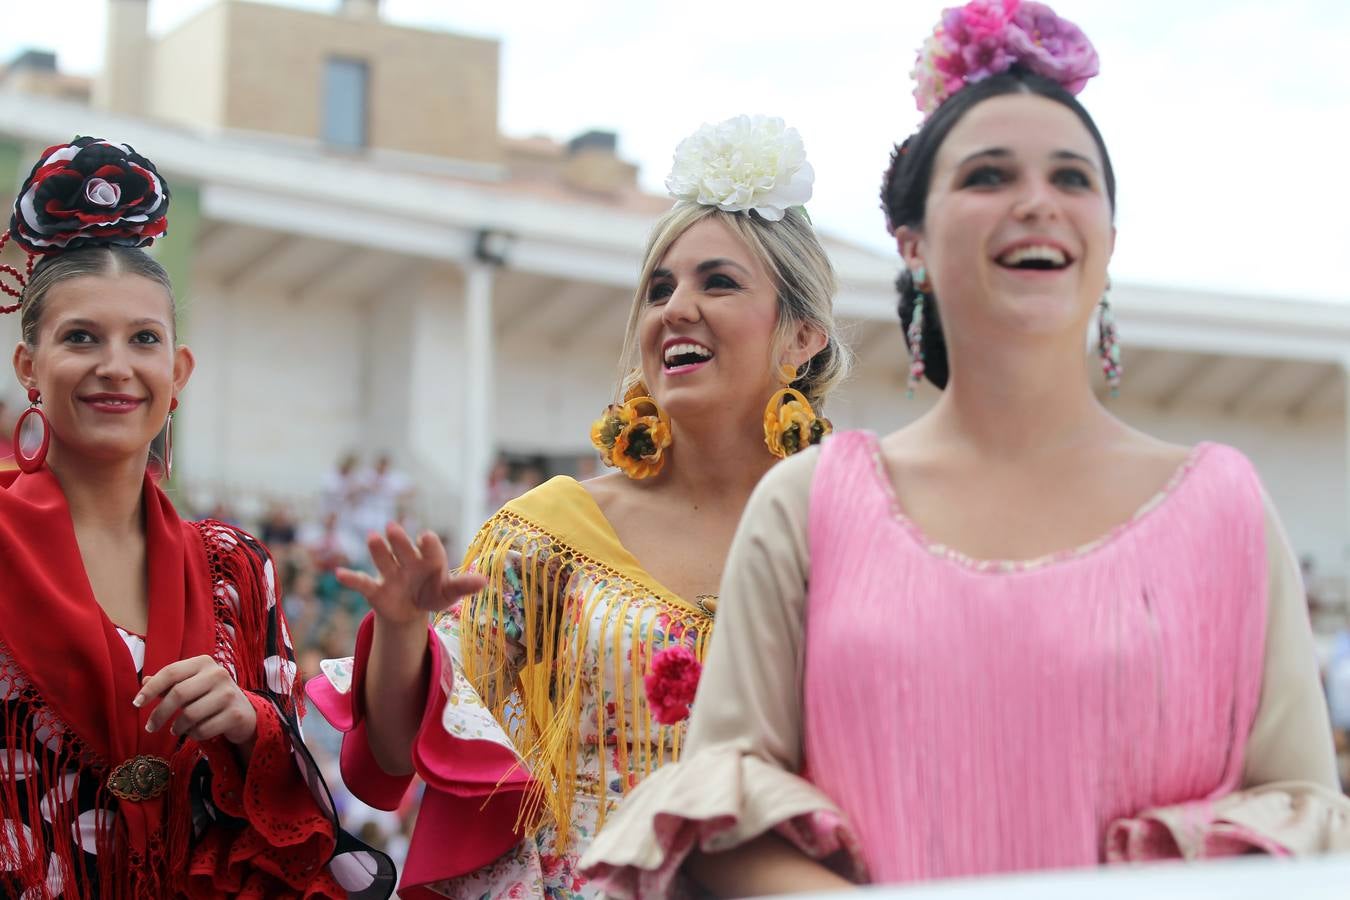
top-left (13, 388), bottom-right (50, 473)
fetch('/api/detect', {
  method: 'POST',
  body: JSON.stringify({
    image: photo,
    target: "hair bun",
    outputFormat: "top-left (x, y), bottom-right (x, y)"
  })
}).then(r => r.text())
top-left (9, 136), bottom-right (170, 254)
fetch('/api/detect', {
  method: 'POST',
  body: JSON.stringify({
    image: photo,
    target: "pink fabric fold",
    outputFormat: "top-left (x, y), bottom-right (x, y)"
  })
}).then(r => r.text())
top-left (306, 612), bottom-right (534, 898)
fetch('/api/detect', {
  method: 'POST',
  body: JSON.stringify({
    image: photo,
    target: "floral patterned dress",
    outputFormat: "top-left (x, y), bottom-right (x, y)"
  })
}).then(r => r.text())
top-left (311, 476), bottom-right (713, 899)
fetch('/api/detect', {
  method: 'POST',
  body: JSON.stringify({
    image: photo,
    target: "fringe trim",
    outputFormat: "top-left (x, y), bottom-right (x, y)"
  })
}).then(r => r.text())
top-left (451, 508), bottom-right (713, 852)
top-left (0, 633), bottom-right (190, 899)
top-left (0, 521), bottom-right (289, 898)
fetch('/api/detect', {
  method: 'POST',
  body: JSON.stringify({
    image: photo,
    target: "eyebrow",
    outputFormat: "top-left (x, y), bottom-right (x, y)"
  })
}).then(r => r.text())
top-left (57, 317), bottom-right (168, 329)
top-left (958, 147), bottom-right (1099, 171)
top-left (652, 258), bottom-right (752, 280)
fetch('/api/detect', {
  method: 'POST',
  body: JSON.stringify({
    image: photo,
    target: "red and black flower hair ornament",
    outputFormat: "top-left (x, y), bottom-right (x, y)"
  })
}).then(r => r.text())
top-left (0, 136), bottom-right (170, 313)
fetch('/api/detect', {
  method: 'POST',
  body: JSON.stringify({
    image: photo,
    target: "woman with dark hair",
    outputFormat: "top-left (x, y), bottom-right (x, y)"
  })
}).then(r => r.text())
top-left (0, 138), bottom-right (393, 898)
top-left (580, 3), bottom-right (1349, 896)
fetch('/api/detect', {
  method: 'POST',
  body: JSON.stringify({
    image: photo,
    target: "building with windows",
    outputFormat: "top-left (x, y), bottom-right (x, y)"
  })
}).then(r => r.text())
top-left (1, 0), bottom-right (1349, 604)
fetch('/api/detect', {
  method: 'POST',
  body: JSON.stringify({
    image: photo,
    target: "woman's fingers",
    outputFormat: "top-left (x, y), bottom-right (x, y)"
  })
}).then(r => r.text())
top-left (335, 567), bottom-right (381, 597)
top-left (170, 690), bottom-right (231, 737)
top-left (144, 668), bottom-right (217, 733)
top-left (417, 530), bottom-right (449, 571)
top-left (367, 531), bottom-right (401, 577)
top-left (385, 522), bottom-right (421, 568)
top-left (426, 571), bottom-right (488, 610)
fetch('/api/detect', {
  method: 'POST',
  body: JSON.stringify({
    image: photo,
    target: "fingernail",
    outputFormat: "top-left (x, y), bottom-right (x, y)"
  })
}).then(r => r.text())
top-left (145, 722), bottom-right (155, 733)
top-left (132, 695), bottom-right (144, 708)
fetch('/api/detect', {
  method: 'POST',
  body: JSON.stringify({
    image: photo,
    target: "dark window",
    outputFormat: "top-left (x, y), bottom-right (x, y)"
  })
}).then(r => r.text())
top-left (322, 57), bottom-right (368, 148)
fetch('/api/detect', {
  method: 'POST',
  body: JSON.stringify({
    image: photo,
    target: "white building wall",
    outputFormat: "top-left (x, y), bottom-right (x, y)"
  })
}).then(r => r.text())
top-left (403, 273), bottom-right (469, 523)
top-left (179, 280), bottom-right (370, 514)
top-left (492, 331), bottom-right (628, 456)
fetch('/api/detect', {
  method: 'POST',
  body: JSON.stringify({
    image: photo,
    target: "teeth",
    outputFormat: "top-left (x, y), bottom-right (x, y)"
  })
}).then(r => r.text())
top-left (663, 343), bottom-right (713, 365)
top-left (998, 244), bottom-right (1067, 266)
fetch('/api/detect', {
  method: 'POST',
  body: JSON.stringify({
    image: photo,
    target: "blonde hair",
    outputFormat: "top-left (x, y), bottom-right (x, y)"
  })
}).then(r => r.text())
top-left (616, 202), bottom-right (850, 410)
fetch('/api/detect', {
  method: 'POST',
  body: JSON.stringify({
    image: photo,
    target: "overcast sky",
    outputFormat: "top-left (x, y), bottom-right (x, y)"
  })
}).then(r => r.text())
top-left (2, 0), bottom-right (1347, 302)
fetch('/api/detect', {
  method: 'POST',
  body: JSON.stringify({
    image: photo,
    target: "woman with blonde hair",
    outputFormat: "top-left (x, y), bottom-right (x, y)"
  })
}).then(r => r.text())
top-left (308, 115), bottom-right (851, 897)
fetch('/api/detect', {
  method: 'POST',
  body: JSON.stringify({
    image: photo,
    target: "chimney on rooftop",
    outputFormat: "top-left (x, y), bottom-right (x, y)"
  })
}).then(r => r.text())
top-left (561, 129), bottom-right (636, 196)
top-left (94, 0), bottom-right (149, 114)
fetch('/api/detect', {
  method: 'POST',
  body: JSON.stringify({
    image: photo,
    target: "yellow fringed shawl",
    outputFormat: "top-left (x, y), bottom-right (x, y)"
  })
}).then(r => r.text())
top-left (451, 476), bottom-right (714, 850)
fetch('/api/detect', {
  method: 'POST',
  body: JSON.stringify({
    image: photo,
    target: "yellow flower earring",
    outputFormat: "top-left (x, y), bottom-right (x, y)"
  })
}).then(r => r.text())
top-left (763, 363), bottom-right (831, 458)
top-left (589, 380), bottom-right (673, 480)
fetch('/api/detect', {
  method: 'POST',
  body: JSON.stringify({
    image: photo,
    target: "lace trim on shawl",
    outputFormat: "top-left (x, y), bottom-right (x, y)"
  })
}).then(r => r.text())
top-left (448, 506), bottom-right (713, 851)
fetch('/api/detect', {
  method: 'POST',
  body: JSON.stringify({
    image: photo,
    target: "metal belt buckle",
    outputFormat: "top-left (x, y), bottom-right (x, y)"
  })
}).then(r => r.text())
top-left (107, 754), bottom-right (171, 802)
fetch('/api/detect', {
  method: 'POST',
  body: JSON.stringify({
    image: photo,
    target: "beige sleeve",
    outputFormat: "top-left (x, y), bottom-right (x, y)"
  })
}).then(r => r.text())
top-left (681, 445), bottom-right (819, 764)
top-left (1241, 491), bottom-right (1340, 789)
top-left (580, 447), bottom-right (865, 898)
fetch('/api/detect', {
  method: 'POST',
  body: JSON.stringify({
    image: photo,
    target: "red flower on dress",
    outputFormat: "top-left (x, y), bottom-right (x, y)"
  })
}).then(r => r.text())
top-left (644, 645), bottom-right (702, 725)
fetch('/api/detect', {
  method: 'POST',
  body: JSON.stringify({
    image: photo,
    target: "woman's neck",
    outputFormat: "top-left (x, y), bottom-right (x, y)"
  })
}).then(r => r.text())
top-left (652, 414), bottom-right (778, 508)
top-left (47, 448), bottom-right (149, 535)
top-left (929, 333), bottom-right (1118, 460)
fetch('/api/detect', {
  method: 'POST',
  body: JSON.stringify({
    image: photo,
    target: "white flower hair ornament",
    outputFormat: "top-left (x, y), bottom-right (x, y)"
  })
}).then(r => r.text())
top-left (664, 115), bottom-right (814, 222)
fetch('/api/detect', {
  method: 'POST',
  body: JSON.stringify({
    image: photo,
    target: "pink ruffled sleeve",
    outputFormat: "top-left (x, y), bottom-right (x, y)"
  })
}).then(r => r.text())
top-left (306, 612), bottom-right (533, 897)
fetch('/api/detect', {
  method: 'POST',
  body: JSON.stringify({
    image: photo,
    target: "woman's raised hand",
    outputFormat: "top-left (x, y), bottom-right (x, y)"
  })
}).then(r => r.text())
top-left (336, 523), bottom-right (487, 628)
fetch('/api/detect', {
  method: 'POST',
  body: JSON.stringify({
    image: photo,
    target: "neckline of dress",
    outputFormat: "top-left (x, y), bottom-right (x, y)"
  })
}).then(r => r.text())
top-left (547, 476), bottom-right (701, 613)
top-left (861, 431), bottom-right (1214, 574)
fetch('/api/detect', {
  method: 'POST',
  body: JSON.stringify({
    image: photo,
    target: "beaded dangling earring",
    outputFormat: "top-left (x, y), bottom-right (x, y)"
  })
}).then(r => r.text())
top-left (1097, 278), bottom-right (1122, 397)
top-left (589, 378), bottom-right (673, 480)
top-left (906, 266), bottom-right (927, 398)
top-left (763, 363), bottom-right (832, 459)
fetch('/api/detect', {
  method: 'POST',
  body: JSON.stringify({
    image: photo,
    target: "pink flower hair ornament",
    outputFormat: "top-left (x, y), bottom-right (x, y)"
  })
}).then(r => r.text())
top-left (912, 0), bottom-right (1099, 119)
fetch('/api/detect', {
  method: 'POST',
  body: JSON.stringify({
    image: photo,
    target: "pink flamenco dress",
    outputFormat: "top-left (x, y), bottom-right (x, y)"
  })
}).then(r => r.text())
top-left (580, 431), bottom-right (1350, 897)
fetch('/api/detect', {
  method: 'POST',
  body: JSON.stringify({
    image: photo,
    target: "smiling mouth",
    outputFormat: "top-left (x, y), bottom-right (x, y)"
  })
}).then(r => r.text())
top-left (995, 244), bottom-right (1073, 271)
top-left (80, 396), bottom-right (144, 409)
top-left (663, 342), bottom-right (714, 370)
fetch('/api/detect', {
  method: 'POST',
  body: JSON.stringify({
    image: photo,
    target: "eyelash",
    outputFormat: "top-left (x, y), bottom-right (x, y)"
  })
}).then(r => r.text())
top-left (961, 166), bottom-right (1093, 190)
top-left (62, 330), bottom-right (163, 345)
top-left (646, 274), bottom-right (742, 303)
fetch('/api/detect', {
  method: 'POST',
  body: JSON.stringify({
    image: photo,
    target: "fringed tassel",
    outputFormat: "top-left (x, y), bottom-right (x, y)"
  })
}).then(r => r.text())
top-left (0, 642), bottom-right (122, 900)
top-left (196, 522), bottom-right (302, 716)
top-left (455, 509), bottom-right (713, 852)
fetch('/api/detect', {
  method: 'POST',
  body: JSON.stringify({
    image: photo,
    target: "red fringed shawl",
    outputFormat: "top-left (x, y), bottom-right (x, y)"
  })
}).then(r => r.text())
top-left (0, 468), bottom-right (336, 898)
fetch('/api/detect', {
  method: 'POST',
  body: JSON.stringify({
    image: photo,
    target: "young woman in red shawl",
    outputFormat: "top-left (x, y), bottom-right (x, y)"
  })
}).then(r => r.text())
top-left (0, 137), bottom-right (394, 898)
